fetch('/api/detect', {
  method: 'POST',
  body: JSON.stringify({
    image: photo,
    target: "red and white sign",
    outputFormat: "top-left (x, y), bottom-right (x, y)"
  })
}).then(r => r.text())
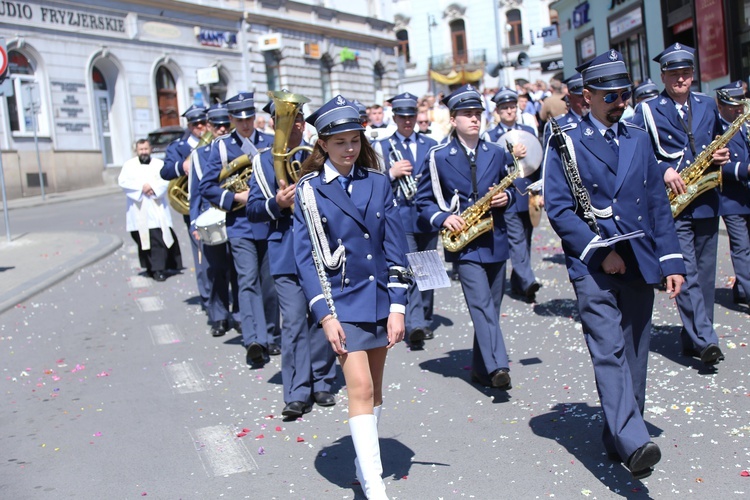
top-left (0, 38), bottom-right (9, 79)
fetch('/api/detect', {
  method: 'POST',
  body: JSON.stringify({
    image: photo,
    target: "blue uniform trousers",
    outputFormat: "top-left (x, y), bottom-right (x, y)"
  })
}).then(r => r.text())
top-left (275, 275), bottom-right (314, 403)
top-left (456, 260), bottom-right (509, 382)
top-left (405, 232), bottom-right (438, 331)
top-left (228, 237), bottom-right (276, 348)
top-left (722, 214), bottom-right (750, 302)
top-left (504, 210), bottom-right (536, 293)
top-left (202, 241), bottom-right (233, 324)
top-left (674, 218), bottom-right (720, 350)
top-left (183, 217), bottom-right (210, 309)
top-left (572, 273), bottom-right (653, 460)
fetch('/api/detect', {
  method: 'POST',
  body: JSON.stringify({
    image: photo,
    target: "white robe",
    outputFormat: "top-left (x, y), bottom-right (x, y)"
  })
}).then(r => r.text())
top-left (118, 156), bottom-right (174, 251)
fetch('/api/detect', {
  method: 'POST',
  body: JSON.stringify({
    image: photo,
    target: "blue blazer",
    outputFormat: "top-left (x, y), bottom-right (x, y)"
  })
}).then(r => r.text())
top-left (415, 136), bottom-right (514, 263)
top-left (542, 110), bottom-right (582, 149)
top-left (199, 129), bottom-right (273, 240)
top-left (718, 118), bottom-right (750, 216)
top-left (293, 166), bottom-right (408, 324)
top-left (543, 116), bottom-right (686, 283)
top-left (484, 122), bottom-right (540, 214)
top-left (247, 147), bottom-right (310, 276)
top-left (375, 132), bottom-right (438, 233)
top-left (634, 90), bottom-right (723, 219)
top-left (160, 132), bottom-right (194, 180)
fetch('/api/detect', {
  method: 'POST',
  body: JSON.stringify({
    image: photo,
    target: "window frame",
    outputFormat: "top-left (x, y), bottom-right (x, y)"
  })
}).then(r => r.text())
top-left (5, 51), bottom-right (50, 138)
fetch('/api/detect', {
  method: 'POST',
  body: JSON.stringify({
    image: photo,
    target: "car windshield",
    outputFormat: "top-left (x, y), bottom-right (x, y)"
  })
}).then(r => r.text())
top-left (149, 131), bottom-right (183, 148)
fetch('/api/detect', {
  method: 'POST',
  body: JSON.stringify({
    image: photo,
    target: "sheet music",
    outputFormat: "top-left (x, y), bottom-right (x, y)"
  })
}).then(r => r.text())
top-left (406, 250), bottom-right (452, 291)
top-left (589, 230), bottom-right (645, 249)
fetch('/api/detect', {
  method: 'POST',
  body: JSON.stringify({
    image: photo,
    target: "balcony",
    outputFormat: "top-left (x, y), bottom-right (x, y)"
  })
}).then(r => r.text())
top-left (429, 49), bottom-right (487, 73)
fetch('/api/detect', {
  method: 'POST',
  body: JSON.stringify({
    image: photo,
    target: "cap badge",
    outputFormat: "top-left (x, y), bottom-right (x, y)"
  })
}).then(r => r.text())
top-left (736, 82), bottom-right (742, 88)
top-left (336, 95), bottom-right (346, 106)
top-left (584, 127), bottom-right (594, 136)
top-left (609, 49), bottom-right (618, 61)
top-left (674, 43), bottom-right (681, 50)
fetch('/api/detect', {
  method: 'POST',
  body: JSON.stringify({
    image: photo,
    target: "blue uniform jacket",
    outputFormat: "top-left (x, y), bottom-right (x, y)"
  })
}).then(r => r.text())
top-left (375, 132), bottom-right (438, 233)
top-left (543, 116), bottom-right (686, 282)
top-left (415, 136), bottom-right (515, 264)
top-left (542, 111), bottom-right (582, 149)
top-left (199, 129), bottom-right (273, 239)
top-left (718, 118), bottom-right (750, 216)
top-left (160, 132), bottom-right (195, 180)
top-left (246, 147), bottom-right (310, 276)
top-left (188, 142), bottom-right (213, 230)
top-left (293, 166), bottom-right (408, 324)
top-left (484, 122), bottom-right (540, 214)
top-left (634, 90), bottom-right (723, 219)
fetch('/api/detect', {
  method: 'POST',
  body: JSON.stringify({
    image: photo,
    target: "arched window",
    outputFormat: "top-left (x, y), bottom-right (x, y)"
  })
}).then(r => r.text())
top-left (5, 50), bottom-right (49, 136)
top-left (373, 61), bottom-right (385, 92)
top-left (155, 66), bottom-right (179, 127)
top-left (450, 20), bottom-right (467, 64)
top-left (321, 54), bottom-right (334, 102)
top-left (396, 29), bottom-right (410, 64)
top-left (507, 9), bottom-right (523, 47)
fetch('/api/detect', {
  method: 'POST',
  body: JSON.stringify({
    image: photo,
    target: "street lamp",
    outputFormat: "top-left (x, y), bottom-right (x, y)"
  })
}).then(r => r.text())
top-left (427, 14), bottom-right (437, 95)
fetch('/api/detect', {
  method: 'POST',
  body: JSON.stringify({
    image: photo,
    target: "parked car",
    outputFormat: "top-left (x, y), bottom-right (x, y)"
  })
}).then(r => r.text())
top-left (147, 126), bottom-right (185, 160)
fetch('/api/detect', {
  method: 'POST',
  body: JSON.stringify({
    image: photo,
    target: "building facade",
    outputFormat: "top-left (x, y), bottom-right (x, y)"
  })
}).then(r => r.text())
top-left (0, 0), bottom-right (397, 200)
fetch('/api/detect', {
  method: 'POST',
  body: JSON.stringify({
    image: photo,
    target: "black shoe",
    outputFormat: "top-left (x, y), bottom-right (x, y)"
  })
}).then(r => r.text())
top-left (470, 371), bottom-right (486, 386)
top-left (700, 344), bottom-right (723, 365)
top-left (313, 391), bottom-right (336, 407)
top-left (524, 282), bottom-right (541, 302)
top-left (210, 320), bottom-right (228, 337)
top-left (490, 369), bottom-right (511, 389)
top-left (681, 346), bottom-right (701, 358)
top-left (626, 442), bottom-right (661, 479)
top-left (232, 321), bottom-right (242, 334)
top-left (246, 342), bottom-right (266, 364)
top-left (282, 401), bottom-right (312, 418)
top-left (423, 327), bottom-right (434, 340)
top-left (409, 328), bottom-right (426, 344)
top-left (267, 342), bottom-right (281, 356)
top-left (153, 271), bottom-right (167, 282)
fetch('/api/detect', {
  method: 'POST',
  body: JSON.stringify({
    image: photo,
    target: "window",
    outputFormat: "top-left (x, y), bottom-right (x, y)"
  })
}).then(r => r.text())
top-left (321, 55), bottom-right (334, 102)
top-left (396, 29), bottom-right (410, 63)
top-left (507, 9), bottom-right (523, 47)
top-left (264, 51), bottom-right (281, 92)
top-left (155, 66), bottom-right (179, 127)
top-left (5, 50), bottom-right (49, 136)
top-left (373, 61), bottom-right (385, 92)
top-left (450, 20), bottom-right (467, 64)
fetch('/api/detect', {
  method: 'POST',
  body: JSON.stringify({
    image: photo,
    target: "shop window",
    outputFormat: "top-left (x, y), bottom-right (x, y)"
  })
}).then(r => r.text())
top-left (5, 50), bottom-right (49, 136)
top-left (396, 29), bottom-right (410, 64)
top-left (155, 66), bottom-right (179, 127)
top-left (507, 9), bottom-right (523, 47)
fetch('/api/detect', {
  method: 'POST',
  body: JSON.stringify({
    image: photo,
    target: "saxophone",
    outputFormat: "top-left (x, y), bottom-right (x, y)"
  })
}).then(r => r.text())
top-left (440, 142), bottom-right (520, 252)
top-left (668, 91), bottom-right (750, 217)
top-left (167, 130), bottom-right (214, 215)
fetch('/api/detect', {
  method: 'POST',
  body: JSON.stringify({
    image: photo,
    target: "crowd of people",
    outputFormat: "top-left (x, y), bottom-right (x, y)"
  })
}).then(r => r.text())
top-left (116, 42), bottom-right (749, 497)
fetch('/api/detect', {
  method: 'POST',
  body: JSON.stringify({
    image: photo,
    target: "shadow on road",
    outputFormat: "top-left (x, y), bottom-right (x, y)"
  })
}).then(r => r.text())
top-left (715, 287), bottom-right (748, 314)
top-left (529, 402), bottom-right (660, 497)
top-left (419, 348), bottom-right (512, 403)
top-left (542, 253), bottom-right (566, 266)
top-left (533, 298), bottom-right (580, 322)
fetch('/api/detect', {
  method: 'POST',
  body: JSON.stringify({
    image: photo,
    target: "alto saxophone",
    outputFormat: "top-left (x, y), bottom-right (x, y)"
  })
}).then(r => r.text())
top-left (668, 90), bottom-right (750, 217)
top-left (441, 142), bottom-right (520, 252)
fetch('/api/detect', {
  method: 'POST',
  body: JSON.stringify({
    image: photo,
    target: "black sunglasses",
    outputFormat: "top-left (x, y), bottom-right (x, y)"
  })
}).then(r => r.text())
top-left (602, 90), bottom-right (632, 104)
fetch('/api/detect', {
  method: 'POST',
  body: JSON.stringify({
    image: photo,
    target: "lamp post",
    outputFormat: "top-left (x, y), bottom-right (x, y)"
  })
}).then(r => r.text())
top-left (427, 14), bottom-right (437, 95)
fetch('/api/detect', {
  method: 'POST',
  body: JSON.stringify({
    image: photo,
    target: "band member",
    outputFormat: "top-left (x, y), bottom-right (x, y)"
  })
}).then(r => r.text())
top-left (199, 92), bottom-right (280, 365)
top-left (714, 82), bottom-right (750, 306)
top-left (161, 105), bottom-right (210, 307)
top-left (373, 92), bottom-right (439, 348)
top-left (634, 43), bottom-right (729, 366)
top-left (544, 49), bottom-right (686, 479)
top-left (294, 96), bottom-right (408, 499)
top-left (120, 139), bottom-right (182, 281)
top-left (633, 79), bottom-right (660, 105)
top-left (542, 73), bottom-right (589, 147)
top-left (246, 96), bottom-right (337, 418)
top-left (484, 87), bottom-right (541, 302)
top-left (416, 84), bottom-right (516, 390)
top-left (189, 103), bottom-right (239, 337)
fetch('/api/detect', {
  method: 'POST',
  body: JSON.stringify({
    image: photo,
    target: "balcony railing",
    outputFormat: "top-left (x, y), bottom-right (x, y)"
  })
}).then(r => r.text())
top-left (429, 49), bottom-right (487, 72)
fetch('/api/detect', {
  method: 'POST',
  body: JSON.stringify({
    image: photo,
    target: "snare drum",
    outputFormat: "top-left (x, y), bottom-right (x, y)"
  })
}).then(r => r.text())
top-left (195, 207), bottom-right (228, 246)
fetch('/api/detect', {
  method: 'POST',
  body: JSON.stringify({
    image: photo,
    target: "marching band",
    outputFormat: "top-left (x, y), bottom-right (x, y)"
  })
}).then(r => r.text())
top-left (151, 43), bottom-right (749, 492)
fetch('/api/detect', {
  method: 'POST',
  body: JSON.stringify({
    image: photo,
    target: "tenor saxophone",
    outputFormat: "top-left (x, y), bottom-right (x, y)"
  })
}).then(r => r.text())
top-left (668, 91), bottom-right (750, 217)
top-left (440, 142), bottom-right (520, 252)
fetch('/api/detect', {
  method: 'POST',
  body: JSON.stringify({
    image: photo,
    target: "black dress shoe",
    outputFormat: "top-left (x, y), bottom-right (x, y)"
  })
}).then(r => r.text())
top-left (409, 328), bottom-right (426, 344)
top-left (470, 371), bottom-right (487, 386)
top-left (524, 282), bottom-right (541, 302)
top-left (681, 346), bottom-right (701, 358)
top-left (700, 344), bottom-right (723, 365)
top-left (153, 271), bottom-right (167, 282)
top-left (422, 327), bottom-right (434, 340)
top-left (626, 441), bottom-right (661, 479)
top-left (267, 342), bottom-right (281, 356)
top-left (210, 320), bottom-right (228, 337)
top-left (490, 369), bottom-right (511, 389)
top-left (313, 391), bottom-right (336, 407)
top-left (232, 321), bottom-right (242, 334)
top-left (282, 401), bottom-right (312, 418)
top-left (246, 342), bottom-right (266, 364)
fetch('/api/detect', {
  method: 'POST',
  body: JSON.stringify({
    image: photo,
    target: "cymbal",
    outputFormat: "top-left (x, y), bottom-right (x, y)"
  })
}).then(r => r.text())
top-left (497, 129), bottom-right (543, 178)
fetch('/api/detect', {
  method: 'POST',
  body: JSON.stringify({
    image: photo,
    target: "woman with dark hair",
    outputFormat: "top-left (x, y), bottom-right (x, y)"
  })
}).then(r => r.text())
top-left (293, 95), bottom-right (409, 499)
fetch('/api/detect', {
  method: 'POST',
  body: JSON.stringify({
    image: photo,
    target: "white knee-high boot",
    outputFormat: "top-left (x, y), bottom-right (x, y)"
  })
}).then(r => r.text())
top-left (355, 405), bottom-right (382, 485)
top-left (349, 413), bottom-right (387, 500)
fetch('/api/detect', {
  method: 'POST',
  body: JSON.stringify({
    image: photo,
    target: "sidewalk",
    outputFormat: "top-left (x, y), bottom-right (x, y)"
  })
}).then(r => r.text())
top-left (0, 186), bottom-right (123, 313)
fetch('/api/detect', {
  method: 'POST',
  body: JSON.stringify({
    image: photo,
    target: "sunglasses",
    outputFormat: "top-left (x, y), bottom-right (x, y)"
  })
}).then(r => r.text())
top-left (193, 120), bottom-right (208, 126)
top-left (602, 90), bottom-right (632, 104)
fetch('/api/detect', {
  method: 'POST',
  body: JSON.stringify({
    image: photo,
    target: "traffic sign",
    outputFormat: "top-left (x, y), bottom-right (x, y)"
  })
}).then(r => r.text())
top-left (0, 37), bottom-right (8, 82)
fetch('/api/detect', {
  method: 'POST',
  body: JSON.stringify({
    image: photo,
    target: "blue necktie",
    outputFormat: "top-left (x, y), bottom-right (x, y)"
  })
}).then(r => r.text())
top-left (403, 137), bottom-right (415, 163)
top-left (337, 175), bottom-right (351, 196)
top-left (604, 128), bottom-right (619, 156)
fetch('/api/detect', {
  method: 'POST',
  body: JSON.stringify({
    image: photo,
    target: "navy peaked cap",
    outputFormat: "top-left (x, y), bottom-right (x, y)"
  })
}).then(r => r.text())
top-left (182, 105), bottom-right (207, 123)
top-left (223, 92), bottom-right (256, 118)
top-left (442, 84), bottom-right (484, 111)
top-left (306, 95), bottom-right (364, 136)
top-left (653, 43), bottom-right (695, 71)
top-left (562, 73), bottom-right (584, 95)
top-left (715, 80), bottom-right (746, 105)
top-left (634, 79), bottom-right (659, 101)
top-left (492, 87), bottom-right (518, 105)
top-left (387, 92), bottom-right (418, 115)
top-left (207, 103), bottom-right (230, 124)
top-left (576, 49), bottom-right (631, 90)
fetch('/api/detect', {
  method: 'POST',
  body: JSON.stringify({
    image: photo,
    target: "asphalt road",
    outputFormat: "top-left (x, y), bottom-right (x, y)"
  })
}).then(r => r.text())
top-left (1, 195), bottom-right (749, 499)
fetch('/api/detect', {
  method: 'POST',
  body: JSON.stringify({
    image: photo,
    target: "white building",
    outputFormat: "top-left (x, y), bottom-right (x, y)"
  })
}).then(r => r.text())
top-left (0, 0), bottom-right (397, 199)
top-left (392, 0), bottom-right (563, 97)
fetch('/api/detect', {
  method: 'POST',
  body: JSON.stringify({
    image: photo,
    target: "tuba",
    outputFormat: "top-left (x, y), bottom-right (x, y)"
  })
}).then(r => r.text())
top-left (668, 90), bottom-right (750, 217)
top-left (167, 130), bottom-right (214, 215)
top-left (267, 90), bottom-right (313, 185)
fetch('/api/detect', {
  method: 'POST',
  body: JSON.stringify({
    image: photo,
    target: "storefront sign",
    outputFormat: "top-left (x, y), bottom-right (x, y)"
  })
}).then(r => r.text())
top-left (0, 2), bottom-right (127, 36)
top-left (573, 2), bottom-right (591, 29)
top-left (696, 0), bottom-right (727, 81)
top-left (579, 34), bottom-right (596, 60)
top-left (537, 26), bottom-right (559, 43)
top-left (609, 7), bottom-right (642, 38)
top-left (541, 59), bottom-right (564, 72)
top-left (259, 33), bottom-right (282, 51)
top-left (196, 28), bottom-right (236, 48)
top-left (50, 80), bottom-right (91, 146)
top-left (673, 18), bottom-right (693, 35)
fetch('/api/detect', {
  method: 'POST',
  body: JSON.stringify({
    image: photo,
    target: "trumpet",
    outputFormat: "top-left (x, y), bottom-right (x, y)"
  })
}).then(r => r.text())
top-left (388, 139), bottom-right (418, 200)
